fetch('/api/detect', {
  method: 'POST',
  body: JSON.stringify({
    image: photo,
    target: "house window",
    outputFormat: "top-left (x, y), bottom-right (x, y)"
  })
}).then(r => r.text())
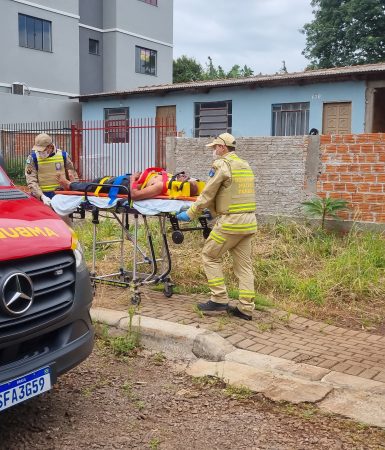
top-left (272, 102), bottom-right (310, 136)
top-left (138, 0), bottom-right (158, 5)
top-left (89, 39), bottom-right (100, 55)
top-left (135, 46), bottom-right (157, 76)
top-left (18, 13), bottom-right (52, 52)
top-left (194, 101), bottom-right (232, 137)
top-left (104, 108), bottom-right (129, 144)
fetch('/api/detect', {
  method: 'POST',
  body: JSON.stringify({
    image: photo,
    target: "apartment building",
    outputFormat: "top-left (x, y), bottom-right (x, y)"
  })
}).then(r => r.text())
top-left (0, 0), bottom-right (173, 123)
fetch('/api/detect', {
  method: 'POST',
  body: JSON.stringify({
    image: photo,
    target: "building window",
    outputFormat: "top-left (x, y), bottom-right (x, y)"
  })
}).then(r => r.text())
top-left (272, 102), bottom-right (310, 136)
top-left (138, 0), bottom-right (158, 5)
top-left (194, 101), bottom-right (232, 137)
top-left (18, 13), bottom-right (52, 52)
top-left (89, 38), bottom-right (100, 55)
top-left (104, 108), bottom-right (129, 144)
top-left (135, 46), bottom-right (157, 76)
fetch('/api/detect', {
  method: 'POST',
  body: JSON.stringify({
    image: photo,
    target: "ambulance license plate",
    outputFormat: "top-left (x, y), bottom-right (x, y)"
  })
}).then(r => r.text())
top-left (0, 367), bottom-right (51, 412)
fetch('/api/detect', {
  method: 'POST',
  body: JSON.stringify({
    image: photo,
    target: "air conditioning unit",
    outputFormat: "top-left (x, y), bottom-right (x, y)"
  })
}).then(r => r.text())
top-left (12, 83), bottom-right (25, 95)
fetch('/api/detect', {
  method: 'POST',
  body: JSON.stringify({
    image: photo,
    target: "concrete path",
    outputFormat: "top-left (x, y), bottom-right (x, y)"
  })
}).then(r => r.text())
top-left (92, 290), bottom-right (385, 428)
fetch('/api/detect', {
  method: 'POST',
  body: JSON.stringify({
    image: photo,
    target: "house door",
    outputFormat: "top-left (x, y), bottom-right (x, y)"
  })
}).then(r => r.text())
top-left (322, 102), bottom-right (352, 135)
top-left (156, 105), bottom-right (176, 168)
top-left (372, 88), bottom-right (385, 132)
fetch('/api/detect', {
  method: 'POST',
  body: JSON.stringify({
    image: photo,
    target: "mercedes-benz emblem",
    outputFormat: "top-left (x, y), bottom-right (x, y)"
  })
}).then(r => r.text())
top-left (0, 272), bottom-right (34, 316)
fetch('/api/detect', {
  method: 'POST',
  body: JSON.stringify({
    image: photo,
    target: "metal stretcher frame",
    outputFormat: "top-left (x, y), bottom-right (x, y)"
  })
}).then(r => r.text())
top-left (68, 182), bottom-right (211, 305)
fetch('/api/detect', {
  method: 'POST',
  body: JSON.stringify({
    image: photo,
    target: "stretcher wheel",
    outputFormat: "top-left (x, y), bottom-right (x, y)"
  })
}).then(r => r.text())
top-left (172, 230), bottom-right (184, 244)
top-left (131, 293), bottom-right (141, 306)
top-left (163, 283), bottom-right (173, 298)
top-left (203, 227), bottom-right (212, 239)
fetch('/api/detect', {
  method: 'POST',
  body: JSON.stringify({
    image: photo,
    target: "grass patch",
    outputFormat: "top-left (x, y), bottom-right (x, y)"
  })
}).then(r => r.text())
top-left (95, 307), bottom-right (140, 357)
top-left (79, 216), bottom-right (385, 329)
top-left (192, 375), bottom-right (226, 389)
top-left (223, 384), bottom-right (253, 401)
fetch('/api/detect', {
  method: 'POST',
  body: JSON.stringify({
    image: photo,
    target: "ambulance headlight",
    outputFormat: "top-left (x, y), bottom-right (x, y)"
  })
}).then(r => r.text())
top-left (70, 228), bottom-right (86, 271)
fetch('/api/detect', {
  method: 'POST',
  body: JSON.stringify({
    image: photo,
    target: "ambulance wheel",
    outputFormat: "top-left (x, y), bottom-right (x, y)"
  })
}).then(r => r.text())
top-left (172, 230), bottom-right (184, 244)
top-left (131, 293), bottom-right (141, 306)
top-left (163, 283), bottom-right (173, 298)
top-left (203, 227), bottom-right (212, 239)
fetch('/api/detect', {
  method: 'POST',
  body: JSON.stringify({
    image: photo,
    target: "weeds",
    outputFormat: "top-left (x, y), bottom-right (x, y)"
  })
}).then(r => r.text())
top-left (192, 304), bottom-right (204, 318)
top-left (95, 306), bottom-right (140, 358)
top-left (223, 384), bottom-right (253, 400)
top-left (152, 352), bottom-right (166, 365)
top-left (192, 375), bottom-right (225, 389)
top-left (81, 217), bottom-right (385, 328)
top-left (215, 315), bottom-right (231, 331)
top-left (149, 438), bottom-right (161, 449)
top-left (256, 321), bottom-right (275, 332)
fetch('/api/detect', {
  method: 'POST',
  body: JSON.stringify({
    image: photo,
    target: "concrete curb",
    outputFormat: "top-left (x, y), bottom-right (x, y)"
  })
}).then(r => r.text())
top-left (91, 307), bottom-right (385, 428)
top-left (91, 307), bottom-right (236, 361)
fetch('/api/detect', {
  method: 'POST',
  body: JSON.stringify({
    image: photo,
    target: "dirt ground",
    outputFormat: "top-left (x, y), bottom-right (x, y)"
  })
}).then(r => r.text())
top-left (1, 343), bottom-right (385, 450)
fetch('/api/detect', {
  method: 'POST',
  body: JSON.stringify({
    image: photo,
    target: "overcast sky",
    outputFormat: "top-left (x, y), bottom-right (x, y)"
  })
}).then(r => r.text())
top-left (173, 0), bottom-right (315, 75)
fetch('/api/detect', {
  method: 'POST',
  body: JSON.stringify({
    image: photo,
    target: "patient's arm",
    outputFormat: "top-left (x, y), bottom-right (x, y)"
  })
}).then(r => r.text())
top-left (130, 181), bottom-right (164, 200)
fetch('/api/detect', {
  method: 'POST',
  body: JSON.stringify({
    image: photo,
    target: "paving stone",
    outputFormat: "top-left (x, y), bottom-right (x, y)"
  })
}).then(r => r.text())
top-left (269, 348), bottom-right (289, 358)
top-left (236, 339), bottom-right (257, 349)
top-left (226, 333), bottom-right (247, 345)
top-left (247, 342), bottom-right (266, 352)
top-left (258, 346), bottom-right (279, 355)
top-left (374, 371), bottom-right (385, 383)
top-left (318, 359), bottom-right (341, 369)
top-left (354, 368), bottom-right (380, 380)
top-left (344, 365), bottom-right (367, 376)
top-left (367, 334), bottom-right (384, 342)
top-left (330, 362), bottom-right (353, 373)
top-left (280, 351), bottom-right (300, 360)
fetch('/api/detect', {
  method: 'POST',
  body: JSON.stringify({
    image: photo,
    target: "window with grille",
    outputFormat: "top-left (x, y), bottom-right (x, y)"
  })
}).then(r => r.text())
top-left (138, 0), bottom-right (157, 5)
top-left (194, 101), bottom-right (232, 138)
top-left (135, 46), bottom-right (157, 75)
top-left (272, 102), bottom-right (310, 136)
top-left (104, 108), bottom-right (129, 144)
top-left (89, 39), bottom-right (100, 55)
top-left (18, 13), bottom-right (52, 52)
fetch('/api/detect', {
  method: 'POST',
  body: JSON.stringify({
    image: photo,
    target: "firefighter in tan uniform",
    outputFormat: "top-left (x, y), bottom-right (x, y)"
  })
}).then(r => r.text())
top-left (177, 133), bottom-right (256, 321)
top-left (25, 133), bottom-right (78, 206)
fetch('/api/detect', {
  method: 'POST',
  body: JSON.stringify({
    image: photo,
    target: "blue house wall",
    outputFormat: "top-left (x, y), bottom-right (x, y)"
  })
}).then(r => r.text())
top-left (81, 80), bottom-right (366, 136)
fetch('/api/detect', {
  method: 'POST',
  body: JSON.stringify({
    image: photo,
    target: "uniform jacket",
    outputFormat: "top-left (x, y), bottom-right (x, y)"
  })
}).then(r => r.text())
top-left (187, 152), bottom-right (257, 234)
top-left (25, 149), bottom-right (78, 199)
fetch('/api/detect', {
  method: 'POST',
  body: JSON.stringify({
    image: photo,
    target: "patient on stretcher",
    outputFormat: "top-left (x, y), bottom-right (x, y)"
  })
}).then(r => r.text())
top-left (56, 170), bottom-right (199, 200)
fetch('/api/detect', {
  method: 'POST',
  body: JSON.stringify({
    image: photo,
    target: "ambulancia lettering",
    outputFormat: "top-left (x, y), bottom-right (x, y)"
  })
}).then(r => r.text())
top-left (0, 227), bottom-right (59, 239)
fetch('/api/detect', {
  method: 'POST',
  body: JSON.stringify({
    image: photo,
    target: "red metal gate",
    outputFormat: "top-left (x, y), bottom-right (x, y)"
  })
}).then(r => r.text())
top-left (71, 117), bottom-right (176, 179)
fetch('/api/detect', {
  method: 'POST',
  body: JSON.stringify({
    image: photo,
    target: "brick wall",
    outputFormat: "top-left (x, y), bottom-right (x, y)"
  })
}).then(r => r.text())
top-left (318, 134), bottom-right (385, 223)
top-left (167, 136), bottom-right (309, 218)
top-left (167, 133), bottom-right (385, 225)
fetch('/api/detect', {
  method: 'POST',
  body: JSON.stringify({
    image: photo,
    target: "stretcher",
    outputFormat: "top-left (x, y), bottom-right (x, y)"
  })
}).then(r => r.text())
top-left (51, 183), bottom-right (211, 305)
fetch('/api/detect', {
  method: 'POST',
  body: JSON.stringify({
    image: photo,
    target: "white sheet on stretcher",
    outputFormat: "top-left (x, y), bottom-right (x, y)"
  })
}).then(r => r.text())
top-left (51, 194), bottom-right (193, 216)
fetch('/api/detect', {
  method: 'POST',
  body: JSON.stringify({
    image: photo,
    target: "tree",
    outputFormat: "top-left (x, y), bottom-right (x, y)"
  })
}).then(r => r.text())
top-left (173, 55), bottom-right (204, 83)
top-left (302, 0), bottom-right (385, 69)
top-left (173, 56), bottom-right (254, 82)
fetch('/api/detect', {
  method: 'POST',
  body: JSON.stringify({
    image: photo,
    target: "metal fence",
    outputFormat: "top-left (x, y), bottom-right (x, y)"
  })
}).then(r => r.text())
top-left (0, 118), bottom-right (176, 185)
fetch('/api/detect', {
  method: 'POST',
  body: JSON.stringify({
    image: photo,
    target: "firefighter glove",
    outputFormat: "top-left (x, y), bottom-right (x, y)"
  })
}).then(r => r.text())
top-left (176, 211), bottom-right (190, 222)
